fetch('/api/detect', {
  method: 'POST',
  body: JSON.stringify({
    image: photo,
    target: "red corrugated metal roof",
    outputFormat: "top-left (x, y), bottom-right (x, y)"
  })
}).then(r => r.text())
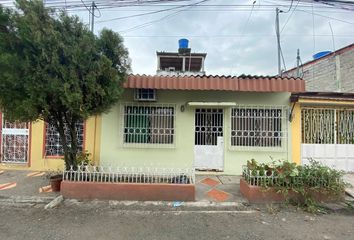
top-left (124, 74), bottom-right (305, 92)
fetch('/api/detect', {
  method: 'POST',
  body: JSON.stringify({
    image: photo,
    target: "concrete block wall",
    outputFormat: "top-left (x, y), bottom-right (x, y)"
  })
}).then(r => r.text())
top-left (284, 46), bottom-right (354, 93)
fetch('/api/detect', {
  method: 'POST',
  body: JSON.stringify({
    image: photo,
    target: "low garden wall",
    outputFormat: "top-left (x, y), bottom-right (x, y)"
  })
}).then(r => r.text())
top-left (61, 181), bottom-right (195, 201)
top-left (60, 165), bottom-right (196, 201)
top-left (240, 178), bottom-right (342, 204)
top-left (240, 160), bottom-right (345, 204)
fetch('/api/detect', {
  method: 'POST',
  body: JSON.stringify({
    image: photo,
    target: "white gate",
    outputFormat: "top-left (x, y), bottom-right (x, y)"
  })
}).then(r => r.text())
top-left (194, 108), bottom-right (224, 171)
top-left (301, 108), bottom-right (354, 172)
top-left (1, 117), bottom-right (30, 164)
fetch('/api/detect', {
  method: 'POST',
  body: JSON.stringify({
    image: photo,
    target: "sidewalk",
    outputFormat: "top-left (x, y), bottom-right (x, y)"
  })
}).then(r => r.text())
top-left (0, 169), bottom-right (59, 198)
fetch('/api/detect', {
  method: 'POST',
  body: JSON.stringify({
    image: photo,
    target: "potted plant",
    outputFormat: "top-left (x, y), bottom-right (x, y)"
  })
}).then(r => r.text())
top-left (47, 170), bottom-right (63, 192)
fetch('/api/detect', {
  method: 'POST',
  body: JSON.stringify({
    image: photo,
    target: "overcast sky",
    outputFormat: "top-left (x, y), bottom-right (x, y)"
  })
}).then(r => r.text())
top-left (14, 0), bottom-right (354, 76)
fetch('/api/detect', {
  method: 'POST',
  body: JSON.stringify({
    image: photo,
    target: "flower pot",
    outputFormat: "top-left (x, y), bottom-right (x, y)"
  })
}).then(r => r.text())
top-left (50, 174), bottom-right (63, 192)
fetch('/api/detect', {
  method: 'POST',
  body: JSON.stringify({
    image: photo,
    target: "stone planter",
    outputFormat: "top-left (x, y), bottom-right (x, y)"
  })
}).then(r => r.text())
top-left (61, 181), bottom-right (195, 201)
top-left (240, 178), bottom-right (344, 204)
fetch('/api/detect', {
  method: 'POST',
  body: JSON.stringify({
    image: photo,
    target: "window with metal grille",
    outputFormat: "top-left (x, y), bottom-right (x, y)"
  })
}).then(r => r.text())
top-left (302, 108), bottom-right (354, 144)
top-left (45, 121), bottom-right (84, 156)
top-left (122, 104), bottom-right (175, 147)
top-left (135, 89), bottom-right (156, 101)
top-left (231, 106), bottom-right (287, 149)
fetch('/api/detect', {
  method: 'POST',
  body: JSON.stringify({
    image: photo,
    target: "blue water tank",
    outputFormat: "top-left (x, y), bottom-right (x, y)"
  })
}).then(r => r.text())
top-left (178, 39), bottom-right (189, 49)
top-left (313, 51), bottom-right (332, 60)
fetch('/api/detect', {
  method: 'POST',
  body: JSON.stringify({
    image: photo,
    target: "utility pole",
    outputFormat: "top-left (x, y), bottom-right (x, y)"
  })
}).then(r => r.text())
top-left (296, 49), bottom-right (300, 78)
top-left (90, 1), bottom-right (96, 33)
top-left (275, 8), bottom-right (281, 76)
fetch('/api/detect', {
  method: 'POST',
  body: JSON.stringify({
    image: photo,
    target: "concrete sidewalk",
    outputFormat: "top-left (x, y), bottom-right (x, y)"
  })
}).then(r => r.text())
top-left (0, 169), bottom-right (59, 198)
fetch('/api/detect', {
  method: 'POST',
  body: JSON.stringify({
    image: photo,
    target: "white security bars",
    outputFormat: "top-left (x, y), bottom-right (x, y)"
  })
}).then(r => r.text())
top-left (63, 165), bottom-right (195, 184)
top-left (1, 119), bottom-right (29, 163)
top-left (302, 108), bottom-right (354, 144)
top-left (230, 105), bottom-right (288, 151)
top-left (195, 108), bottom-right (223, 146)
top-left (45, 121), bottom-right (84, 156)
top-left (121, 103), bottom-right (176, 148)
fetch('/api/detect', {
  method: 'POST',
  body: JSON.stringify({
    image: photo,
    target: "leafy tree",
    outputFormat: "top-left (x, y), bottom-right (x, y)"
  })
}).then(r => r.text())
top-left (0, 0), bottom-right (130, 169)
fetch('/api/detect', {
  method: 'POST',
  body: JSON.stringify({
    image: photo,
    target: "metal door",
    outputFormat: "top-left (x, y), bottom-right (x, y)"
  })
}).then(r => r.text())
top-left (194, 108), bottom-right (224, 171)
top-left (1, 116), bottom-right (30, 164)
top-left (301, 108), bottom-right (354, 172)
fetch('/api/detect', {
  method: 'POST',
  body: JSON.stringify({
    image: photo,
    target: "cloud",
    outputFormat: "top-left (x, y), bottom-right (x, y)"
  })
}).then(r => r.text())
top-left (70, 0), bottom-right (354, 76)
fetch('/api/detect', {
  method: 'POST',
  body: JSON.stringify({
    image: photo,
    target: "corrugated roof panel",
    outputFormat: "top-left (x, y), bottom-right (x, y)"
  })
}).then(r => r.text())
top-left (123, 74), bottom-right (305, 92)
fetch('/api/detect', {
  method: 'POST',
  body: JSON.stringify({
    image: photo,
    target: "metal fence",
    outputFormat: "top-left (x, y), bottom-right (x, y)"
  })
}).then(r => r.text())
top-left (63, 165), bottom-right (195, 185)
top-left (242, 165), bottom-right (342, 188)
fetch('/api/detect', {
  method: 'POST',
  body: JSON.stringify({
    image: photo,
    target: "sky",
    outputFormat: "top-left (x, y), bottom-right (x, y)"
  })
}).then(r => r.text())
top-left (4, 0), bottom-right (354, 76)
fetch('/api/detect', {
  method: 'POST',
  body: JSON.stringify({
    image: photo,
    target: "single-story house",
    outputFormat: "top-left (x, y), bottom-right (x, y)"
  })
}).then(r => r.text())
top-left (99, 74), bottom-right (304, 175)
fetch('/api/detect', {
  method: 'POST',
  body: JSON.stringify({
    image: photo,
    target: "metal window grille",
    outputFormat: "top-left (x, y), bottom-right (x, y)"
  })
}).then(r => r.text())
top-left (135, 89), bottom-right (156, 101)
top-left (195, 108), bottom-right (223, 145)
top-left (45, 121), bottom-right (84, 156)
top-left (230, 105), bottom-right (288, 151)
top-left (302, 108), bottom-right (354, 144)
top-left (1, 120), bottom-right (29, 163)
top-left (121, 103), bottom-right (176, 148)
top-left (63, 165), bottom-right (195, 185)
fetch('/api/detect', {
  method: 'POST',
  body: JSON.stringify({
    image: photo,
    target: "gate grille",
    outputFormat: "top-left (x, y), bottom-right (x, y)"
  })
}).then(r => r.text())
top-left (301, 108), bottom-right (354, 144)
top-left (195, 108), bottom-right (223, 146)
top-left (1, 120), bottom-right (29, 163)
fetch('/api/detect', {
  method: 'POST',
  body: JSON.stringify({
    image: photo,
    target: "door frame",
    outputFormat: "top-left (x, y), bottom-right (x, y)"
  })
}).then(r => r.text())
top-left (193, 108), bottom-right (225, 171)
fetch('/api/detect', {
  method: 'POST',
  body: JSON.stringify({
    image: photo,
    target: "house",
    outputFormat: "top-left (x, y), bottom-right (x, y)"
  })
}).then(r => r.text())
top-left (291, 92), bottom-right (354, 172)
top-left (97, 40), bottom-right (304, 174)
top-left (284, 43), bottom-right (354, 92)
top-left (0, 40), bottom-right (306, 175)
top-left (0, 117), bottom-right (100, 171)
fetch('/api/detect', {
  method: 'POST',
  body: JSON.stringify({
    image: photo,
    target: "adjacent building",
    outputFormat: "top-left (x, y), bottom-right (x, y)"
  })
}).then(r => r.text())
top-left (284, 44), bottom-right (354, 93)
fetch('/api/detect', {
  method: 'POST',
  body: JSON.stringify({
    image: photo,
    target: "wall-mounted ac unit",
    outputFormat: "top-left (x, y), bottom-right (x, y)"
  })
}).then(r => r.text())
top-left (135, 89), bottom-right (156, 101)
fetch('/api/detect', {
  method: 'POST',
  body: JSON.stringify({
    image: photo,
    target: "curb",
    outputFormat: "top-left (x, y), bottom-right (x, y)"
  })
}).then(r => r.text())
top-left (108, 200), bottom-right (249, 208)
top-left (0, 195), bottom-right (56, 206)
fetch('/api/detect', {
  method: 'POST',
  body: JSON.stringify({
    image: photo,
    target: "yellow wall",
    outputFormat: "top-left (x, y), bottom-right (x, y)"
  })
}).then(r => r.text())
top-left (0, 116), bottom-right (101, 171)
top-left (291, 103), bottom-right (301, 165)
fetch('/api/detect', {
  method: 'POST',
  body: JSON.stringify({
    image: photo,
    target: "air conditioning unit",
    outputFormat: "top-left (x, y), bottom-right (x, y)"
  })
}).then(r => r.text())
top-left (135, 89), bottom-right (156, 101)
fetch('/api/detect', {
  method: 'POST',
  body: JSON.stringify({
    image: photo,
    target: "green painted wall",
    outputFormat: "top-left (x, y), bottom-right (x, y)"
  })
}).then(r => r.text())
top-left (100, 89), bottom-right (292, 174)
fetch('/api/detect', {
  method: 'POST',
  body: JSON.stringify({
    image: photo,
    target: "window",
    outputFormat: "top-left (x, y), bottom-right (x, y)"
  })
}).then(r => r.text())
top-left (231, 106), bottom-right (287, 150)
top-left (122, 104), bottom-right (175, 147)
top-left (45, 121), bottom-right (84, 156)
top-left (302, 108), bottom-right (354, 144)
top-left (135, 89), bottom-right (156, 101)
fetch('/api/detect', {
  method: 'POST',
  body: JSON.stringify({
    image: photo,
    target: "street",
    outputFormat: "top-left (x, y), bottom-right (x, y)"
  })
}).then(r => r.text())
top-left (1, 203), bottom-right (354, 240)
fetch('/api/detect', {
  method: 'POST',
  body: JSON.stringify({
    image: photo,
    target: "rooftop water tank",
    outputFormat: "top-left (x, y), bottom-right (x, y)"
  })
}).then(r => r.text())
top-left (313, 51), bottom-right (332, 60)
top-left (178, 39), bottom-right (189, 49)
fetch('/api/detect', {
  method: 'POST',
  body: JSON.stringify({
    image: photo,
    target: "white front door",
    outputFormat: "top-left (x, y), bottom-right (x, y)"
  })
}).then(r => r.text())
top-left (0, 116), bottom-right (30, 164)
top-left (194, 108), bottom-right (224, 171)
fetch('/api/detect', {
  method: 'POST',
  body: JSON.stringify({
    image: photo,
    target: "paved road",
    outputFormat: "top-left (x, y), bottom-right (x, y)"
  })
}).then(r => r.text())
top-left (1, 203), bottom-right (354, 240)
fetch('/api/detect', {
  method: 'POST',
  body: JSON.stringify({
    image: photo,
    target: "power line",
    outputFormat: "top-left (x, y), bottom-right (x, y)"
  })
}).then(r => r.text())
top-left (280, 0), bottom-right (300, 33)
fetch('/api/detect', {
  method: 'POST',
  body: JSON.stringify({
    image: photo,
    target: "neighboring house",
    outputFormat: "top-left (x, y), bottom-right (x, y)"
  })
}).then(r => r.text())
top-left (0, 117), bottom-right (100, 171)
top-left (284, 43), bottom-right (354, 93)
top-left (291, 92), bottom-right (354, 172)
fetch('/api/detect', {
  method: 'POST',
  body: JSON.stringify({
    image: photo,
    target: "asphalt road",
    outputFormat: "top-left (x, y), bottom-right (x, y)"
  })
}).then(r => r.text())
top-left (0, 203), bottom-right (354, 240)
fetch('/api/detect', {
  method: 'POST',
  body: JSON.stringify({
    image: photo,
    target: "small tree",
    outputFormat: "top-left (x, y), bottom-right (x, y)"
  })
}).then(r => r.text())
top-left (0, 0), bottom-right (130, 169)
